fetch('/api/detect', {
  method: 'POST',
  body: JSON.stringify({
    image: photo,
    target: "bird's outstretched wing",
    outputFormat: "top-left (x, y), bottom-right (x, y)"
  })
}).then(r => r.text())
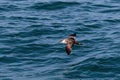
top-left (65, 43), bottom-right (72, 55)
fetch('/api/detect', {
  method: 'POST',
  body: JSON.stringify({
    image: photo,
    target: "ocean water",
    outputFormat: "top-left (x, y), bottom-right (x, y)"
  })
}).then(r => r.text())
top-left (0, 0), bottom-right (120, 80)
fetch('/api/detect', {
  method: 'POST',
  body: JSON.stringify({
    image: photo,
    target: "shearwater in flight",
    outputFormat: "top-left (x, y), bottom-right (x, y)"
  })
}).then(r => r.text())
top-left (60, 33), bottom-right (80, 55)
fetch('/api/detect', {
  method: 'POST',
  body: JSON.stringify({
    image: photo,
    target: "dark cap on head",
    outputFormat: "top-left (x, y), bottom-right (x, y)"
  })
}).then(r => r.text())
top-left (69, 33), bottom-right (76, 37)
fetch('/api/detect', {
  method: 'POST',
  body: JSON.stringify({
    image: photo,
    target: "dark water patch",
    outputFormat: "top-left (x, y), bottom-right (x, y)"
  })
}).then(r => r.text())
top-left (0, 16), bottom-right (6, 20)
top-left (64, 55), bottom-right (120, 78)
top-left (52, 23), bottom-right (66, 28)
top-left (108, 43), bottom-right (120, 53)
top-left (19, 30), bottom-right (41, 37)
top-left (39, 28), bottom-right (66, 36)
top-left (1, 29), bottom-right (43, 38)
top-left (27, 24), bottom-right (43, 28)
top-left (45, 56), bottom-right (68, 64)
top-left (8, 66), bottom-right (33, 73)
top-left (84, 23), bottom-right (101, 29)
top-left (110, 0), bottom-right (120, 3)
top-left (11, 43), bottom-right (42, 54)
top-left (0, 37), bottom-right (37, 47)
top-left (75, 27), bottom-right (94, 32)
top-left (26, 24), bottom-right (52, 32)
top-left (8, 0), bottom-right (26, 2)
top-left (0, 4), bottom-right (20, 12)
top-left (0, 47), bottom-right (14, 54)
top-left (41, 68), bottom-right (64, 77)
top-left (1, 78), bottom-right (13, 80)
top-left (0, 37), bottom-right (39, 54)
top-left (111, 32), bottom-right (120, 41)
top-left (30, 1), bottom-right (80, 10)
top-left (79, 2), bottom-right (103, 12)
top-left (9, 16), bottom-right (39, 21)
top-left (92, 4), bottom-right (118, 8)
top-left (79, 56), bottom-right (120, 73)
top-left (18, 57), bottom-right (48, 64)
top-left (0, 56), bottom-right (20, 63)
top-left (91, 37), bottom-right (113, 44)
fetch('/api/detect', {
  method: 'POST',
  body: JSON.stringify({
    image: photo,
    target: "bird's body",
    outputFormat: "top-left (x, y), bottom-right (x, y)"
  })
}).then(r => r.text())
top-left (60, 33), bottom-right (80, 55)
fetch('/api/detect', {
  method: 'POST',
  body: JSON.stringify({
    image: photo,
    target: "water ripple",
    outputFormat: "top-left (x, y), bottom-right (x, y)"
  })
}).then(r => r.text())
top-left (0, 4), bottom-right (21, 12)
top-left (30, 1), bottom-right (80, 10)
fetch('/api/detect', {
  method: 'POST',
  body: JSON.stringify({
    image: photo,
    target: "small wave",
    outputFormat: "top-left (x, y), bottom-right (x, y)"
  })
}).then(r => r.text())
top-left (100, 8), bottom-right (120, 13)
top-left (8, 15), bottom-right (39, 20)
top-left (30, 1), bottom-right (80, 10)
top-left (104, 19), bottom-right (120, 23)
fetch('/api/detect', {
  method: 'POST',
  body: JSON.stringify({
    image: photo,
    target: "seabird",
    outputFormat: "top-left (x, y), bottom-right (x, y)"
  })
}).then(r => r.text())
top-left (60, 33), bottom-right (80, 55)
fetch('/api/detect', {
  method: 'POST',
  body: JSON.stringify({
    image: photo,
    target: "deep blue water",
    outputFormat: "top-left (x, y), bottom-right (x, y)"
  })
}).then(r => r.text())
top-left (0, 0), bottom-right (120, 80)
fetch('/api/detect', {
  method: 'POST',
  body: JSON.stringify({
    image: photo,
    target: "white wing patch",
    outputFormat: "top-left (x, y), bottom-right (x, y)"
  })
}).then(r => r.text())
top-left (60, 39), bottom-right (67, 44)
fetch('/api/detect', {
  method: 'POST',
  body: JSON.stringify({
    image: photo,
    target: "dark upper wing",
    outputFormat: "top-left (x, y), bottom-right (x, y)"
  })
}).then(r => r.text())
top-left (75, 41), bottom-right (80, 45)
top-left (65, 38), bottom-right (74, 55)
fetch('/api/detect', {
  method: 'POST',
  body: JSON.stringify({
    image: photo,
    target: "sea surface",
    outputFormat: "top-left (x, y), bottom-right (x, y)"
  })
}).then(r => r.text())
top-left (0, 0), bottom-right (120, 80)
